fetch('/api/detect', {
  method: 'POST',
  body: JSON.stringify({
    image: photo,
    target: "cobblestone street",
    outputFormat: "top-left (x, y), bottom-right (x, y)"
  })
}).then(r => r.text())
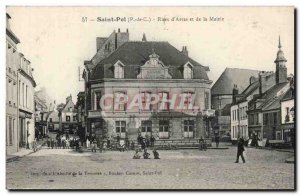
top-left (6, 145), bottom-right (294, 190)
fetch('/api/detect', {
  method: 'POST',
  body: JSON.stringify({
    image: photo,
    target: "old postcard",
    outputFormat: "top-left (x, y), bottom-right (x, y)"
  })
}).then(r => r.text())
top-left (5, 6), bottom-right (295, 190)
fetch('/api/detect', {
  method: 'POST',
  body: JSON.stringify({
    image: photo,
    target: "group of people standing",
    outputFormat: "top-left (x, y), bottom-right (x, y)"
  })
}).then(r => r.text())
top-left (46, 133), bottom-right (80, 150)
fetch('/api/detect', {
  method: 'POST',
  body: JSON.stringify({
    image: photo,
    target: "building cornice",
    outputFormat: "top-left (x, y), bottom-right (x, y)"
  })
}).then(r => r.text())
top-left (6, 28), bottom-right (20, 44)
top-left (89, 78), bottom-right (213, 85)
top-left (18, 69), bottom-right (37, 87)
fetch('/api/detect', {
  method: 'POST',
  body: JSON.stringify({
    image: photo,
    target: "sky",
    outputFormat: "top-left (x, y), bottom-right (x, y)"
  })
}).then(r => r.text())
top-left (6, 7), bottom-right (294, 104)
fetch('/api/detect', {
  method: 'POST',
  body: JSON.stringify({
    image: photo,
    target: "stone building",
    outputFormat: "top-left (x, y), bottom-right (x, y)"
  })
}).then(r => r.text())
top-left (47, 95), bottom-right (77, 134)
top-left (6, 13), bottom-right (20, 154)
top-left (18, 53), bottom-right (36, 149)
top-left (83, 29), bottom-right (214, 142)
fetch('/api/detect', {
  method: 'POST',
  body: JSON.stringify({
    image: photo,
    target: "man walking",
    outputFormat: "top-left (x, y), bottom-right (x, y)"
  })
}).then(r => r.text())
top-left (235, 138), bottom-right (246, 163)
top-left (215, 134), bottom-right (220, 148)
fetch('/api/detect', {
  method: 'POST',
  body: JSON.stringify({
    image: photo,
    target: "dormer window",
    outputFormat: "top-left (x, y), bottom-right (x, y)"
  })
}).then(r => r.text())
top-left (114, 61), bottom-right (124, 79)
top-left (183, 63), bottom-right (193, 79)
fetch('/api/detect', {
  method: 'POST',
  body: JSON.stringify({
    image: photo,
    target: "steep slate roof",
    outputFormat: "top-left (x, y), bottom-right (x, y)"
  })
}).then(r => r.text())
top-left (211, 68), bottom-right (260, 95)
top-left (235, 80), bottom-right (260, 104)
top-left (221, 103), bottom-right (232, 116)
top-left (248, 82), bottom-right (289, 111)
top-left (90, 41), bottom-right (210, 80)
top-left (281, 87), bottom-right (294, 101)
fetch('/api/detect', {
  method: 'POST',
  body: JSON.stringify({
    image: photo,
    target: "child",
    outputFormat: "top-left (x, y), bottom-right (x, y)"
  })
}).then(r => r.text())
top-left (133, 149), bottom-right (141, 159)
top-left (143, 148), bottom-right (150, 159)
top-left (153, 149), bottom-right (160, 159)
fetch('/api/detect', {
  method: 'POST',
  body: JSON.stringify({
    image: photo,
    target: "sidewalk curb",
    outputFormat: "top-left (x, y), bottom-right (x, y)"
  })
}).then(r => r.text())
top-left (6, 144), bottom-right (43, 163)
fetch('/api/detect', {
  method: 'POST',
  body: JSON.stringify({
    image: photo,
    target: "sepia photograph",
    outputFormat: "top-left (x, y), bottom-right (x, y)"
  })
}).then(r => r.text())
top-left (5, 6), bottom-right (295, 190)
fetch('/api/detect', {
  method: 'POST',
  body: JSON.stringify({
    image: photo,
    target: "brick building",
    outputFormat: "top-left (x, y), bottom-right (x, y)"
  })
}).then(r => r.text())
top-left (82, 29), bottom-right (214, 142)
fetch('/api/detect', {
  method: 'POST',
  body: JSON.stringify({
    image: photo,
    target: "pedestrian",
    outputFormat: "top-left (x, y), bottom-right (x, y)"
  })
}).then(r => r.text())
top-left (141, 139), bottom-right (146, 150)
top-left (75, 139), bottom-right (79, 151)
top-left (47, 138), bottom-right (50, 149)
top-left (116, 134), bottom-right (120, 144)
top-left (107, 137), bottom-right (111, 149)
top-left (199, 136), bottom-right (205, 151)
top-left (54, 140), bottom-right (57, 149)
top-left (92, 141), bottom-right (97, 152)
top-left (133, 149), bottom-right (141, 159)
top-left (66, 139), bottom-right (70, 149)
top-left (150, 135), bottom-right (155, 147)
top-left (143, 148), bottom-right (150, 159)
top-left (62, 139), bottom-right (66, 149)
top-left (131, 141), bottom-right (135, 150)
top-left (215, 134), bottom-right (220, 148)
top-left (145, 136), bottom-right (150, 148)
top-left (86, 138), bottom-right (90, 148)
top-left (153, 149), bottom-right (160, 159)
top-left (50, 139), bottom-right (54, 149)
top-left (137, 133), bottom-right (143, 145)
top-left (235, 138), bottom-right (246, 163)
top-left (125, 137), bottom-right (130, 148)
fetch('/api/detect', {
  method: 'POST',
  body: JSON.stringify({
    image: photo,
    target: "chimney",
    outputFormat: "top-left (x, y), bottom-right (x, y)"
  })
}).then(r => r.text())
top-left (118, 28), bottom-right (120, 33)
top-left (232, 84), bottom-right (239, 104)
top-left (126, 28), bottom-right (129, 33)
top-left (114, 28), bottom-right (129, 50)
top-left (182, 46), bottom-right (188, 56)
top-left (142, 33), bottom-right (147, 42)
top-left (249, 76), bottom-right (256, 85)
top-left (259, 71), bottom-right (275, 95)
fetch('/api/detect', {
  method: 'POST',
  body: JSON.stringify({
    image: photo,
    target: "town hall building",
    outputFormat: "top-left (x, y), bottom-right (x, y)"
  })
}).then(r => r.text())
top-left (82, 29), bottom-right (214, 142)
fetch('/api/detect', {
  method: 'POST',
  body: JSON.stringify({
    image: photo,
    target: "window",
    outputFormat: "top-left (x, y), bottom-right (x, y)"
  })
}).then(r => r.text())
top-left (114, 63), bottom-right (124, 79)
top-left (26, 85), bottom-right (28, 108)
top-left (22, 83), bottom-right (24, 107)
top-left (49, 118), bottom-right (52, 122)
top-left (159, 120), bottom-right (170, 139)
top-left (73, 116), bottom-right (77, 121)
top-left (114, 92), bottom-right (126, 111)
top-left (263, 114), bottom-right (268, 125)
top-left (183, 64), bottom-right (193, 79)
top-left (158, 92), bottom-right (169, 111)
top-left (116, 121), bottom-right (126, 138)
top-left (94, 91), bottom-right (101, 110)
top-left (66, 116), bottom-right (70, 122)
top-left (204, 92), bottom-right (209, 110)
top-left (285, 107), bottom-right (290, 122)
top-left (8, 117), bottom-right (12, 145)
top-left (183, 92), bottom-right (193, 110)
top-left (184, 120), bottom-right (194, 138)
top-left (141, 120), bottom-right (152, 137)
top-left (273, 112), bottom-right (278, 125)
top-left (141, 92), bottom-right (152, 111)
top-left (232, 126), bottom-right (235, 138)
top-left (276, 131), bottom-right (282, 140)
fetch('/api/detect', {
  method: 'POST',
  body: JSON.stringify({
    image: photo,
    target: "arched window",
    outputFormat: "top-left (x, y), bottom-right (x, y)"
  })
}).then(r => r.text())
top-left (184, 64), bottom-right (193, 79)
top-left (114, 63), bottom-right (124, 79)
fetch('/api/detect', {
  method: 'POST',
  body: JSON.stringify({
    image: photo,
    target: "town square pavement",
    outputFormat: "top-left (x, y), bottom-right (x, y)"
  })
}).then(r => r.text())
top-left (6, 144), bottom-right (294, 190)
